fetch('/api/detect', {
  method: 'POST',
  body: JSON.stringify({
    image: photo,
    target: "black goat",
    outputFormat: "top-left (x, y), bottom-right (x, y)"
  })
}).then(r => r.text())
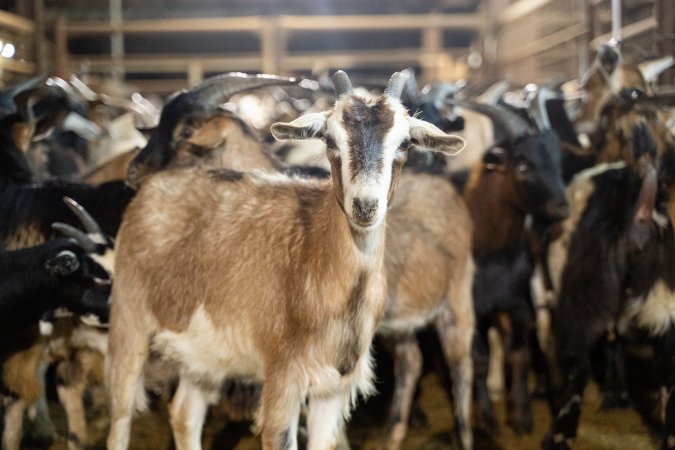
top-left (542, 88), bottom-right (675, 449)
top-left (0, 77), bottom-right (130, 450)
top-left (454, 94), bottom-right (568, 435)
top-left (127, 72), bottom-right (302, 187)
top-left (0, 199), bottom-right (111, 338)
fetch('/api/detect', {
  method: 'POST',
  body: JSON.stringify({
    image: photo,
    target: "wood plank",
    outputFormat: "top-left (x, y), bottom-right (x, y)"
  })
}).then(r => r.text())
top-left (64, 13), bottom-right (482, 36)
top-left (70, 54), bottom-right (263, 73)
top-left (0, 57), bottom-right (36, 74)
top-left (278, 13), bottom-right (482, 31)
top-left (589, 17), bottom-right (657, 47)
top-left (499, 0), bottom-right (554, 24)
top-left (65, 16), bottom-right (265, 35)
top-left (501, 23), bottom-right (587, 63)
top-left (0, 8), bottom-right (34, 33)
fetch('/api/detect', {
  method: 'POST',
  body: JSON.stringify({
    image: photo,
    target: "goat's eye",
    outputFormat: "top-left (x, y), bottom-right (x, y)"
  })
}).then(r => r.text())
top-left (400, 139), bottom-right (411, 150)
top-left (517, 162), bottom-right (530, 173)
top-left (180, 127), bottom-right (194, 140)
top-left (325, 136), bottom-right (336, 148)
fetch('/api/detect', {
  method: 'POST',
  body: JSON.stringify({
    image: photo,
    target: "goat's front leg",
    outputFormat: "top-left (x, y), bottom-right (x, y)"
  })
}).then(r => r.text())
top-left (473, 320), bottom-right (498, 435)
top-left (541, 357), bottom-right (590, 450)
top-left (381, 334), bottom-right (422, 450)
top-left (600, 328), bottom-right (629, 409)
top-left (2, 397), bottom-right (26, 450)
top-left (170, 377), bottom-right (217, 450)
top-left (659, 325), bottom-right (675, 450)
top-left (435, 299), bottom-right (474, 450)
top-left (307, 393), bottom-right (350, 450)
top-left (259, 373), bottom-right (301, 450)
top-left (57, 351), bottom-right (94, 450)
top-left (506, 305), bottom-right (533, 435)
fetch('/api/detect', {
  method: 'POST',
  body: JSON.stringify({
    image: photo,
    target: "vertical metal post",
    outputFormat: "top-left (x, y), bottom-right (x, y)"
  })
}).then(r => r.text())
top-left (110, 0), bottom-right (124, 80)
top-left (577, 0), bottom-right (589, 78)
top-left (611, 0), bottom-right (621, 44)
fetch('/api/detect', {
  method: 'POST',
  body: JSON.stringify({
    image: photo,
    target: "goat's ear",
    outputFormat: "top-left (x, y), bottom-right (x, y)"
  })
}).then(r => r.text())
top-left (638, 55), bottom-right (674, 83)
top-left (270, 112), bottom-right (327, 140)
top-left (483, 146), bottom-right (506, 170)
top-left (629, 165), bottom-right (657, 250)
top-left (408, 116), bottom-right (465, 155)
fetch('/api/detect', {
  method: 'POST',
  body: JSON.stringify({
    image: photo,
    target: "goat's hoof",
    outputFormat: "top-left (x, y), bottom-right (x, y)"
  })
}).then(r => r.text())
top-left (409, 404), bottom-right (428, 429)
top-left (601, 390), bottom-right (629, 410)
top-left (660, 434), bottom-right (675, 450)
top-left (475, 409), bottom-right (499, 436)
top-left (507, 407), bottom-right (533, 435)
top-left (541, 431), bottom-right (572, 450)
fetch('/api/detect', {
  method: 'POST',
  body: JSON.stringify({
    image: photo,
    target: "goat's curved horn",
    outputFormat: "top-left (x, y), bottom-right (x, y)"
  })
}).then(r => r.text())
top-left (385, 71), bottom-right (409, 99)
top-left (529, 86), bottom-right (557, 131)
top-left (52, 223), bottom-right (97, 253)
top-left (332, 70), bottom-right (353, 98)
top-left (191, 72), bottom-right (299, 108)
top-left (400, 67), bottom-right (419, 101)
top-left (0, 75), bottom-right (46, 115)
top-left (461, 101), bottom-right (533, 140)
top-left (62, 197), bottom-right (103, 237)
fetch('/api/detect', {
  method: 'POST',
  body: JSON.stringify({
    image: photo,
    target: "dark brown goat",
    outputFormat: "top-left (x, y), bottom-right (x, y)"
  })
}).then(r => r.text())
top-left (455, 97), bottom-right (568, 435)
top-left (543, 87), bottom-right (675, 449)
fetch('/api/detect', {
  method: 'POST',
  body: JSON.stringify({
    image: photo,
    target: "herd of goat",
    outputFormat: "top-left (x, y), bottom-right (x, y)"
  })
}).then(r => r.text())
top-left (0, 42), bottom-right (674, 450)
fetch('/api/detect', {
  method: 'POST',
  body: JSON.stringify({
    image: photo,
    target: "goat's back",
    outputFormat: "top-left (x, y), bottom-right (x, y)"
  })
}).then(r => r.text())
top-left (383, 172), bottom-right (473, 327)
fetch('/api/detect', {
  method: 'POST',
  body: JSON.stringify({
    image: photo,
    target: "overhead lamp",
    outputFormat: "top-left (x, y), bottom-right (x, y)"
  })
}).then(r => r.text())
top-left (1, 43), bottom-right (15, 58)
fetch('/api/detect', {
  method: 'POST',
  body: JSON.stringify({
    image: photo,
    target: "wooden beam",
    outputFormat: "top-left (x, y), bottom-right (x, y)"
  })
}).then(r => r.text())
top-left (589, 17), bottom-right (657, 48)
top-left (0, 57), bottom-right (36, 74)
top-left (70, 48), bottom-right (469, 75)
top-left (69, 54), bottom-right (263, 73)
top-left (499, 0), bottom-right (553, 24)
top-left (657, 0), bottom-right (674, 84)
top-left (53, 16), bottom-right (68, 78)
top-left (63, 13), bottom-right (482, 36)
top-left (33, 0), bottom-right (46, 73)
top-left (0, 8), bottom-right (35, 33)
top-left (64, 16), bottom-right (265, 35)
top-left (501, 23), bottom-right (587, 63)
top-left (278, 13), bottom-right (482, 31)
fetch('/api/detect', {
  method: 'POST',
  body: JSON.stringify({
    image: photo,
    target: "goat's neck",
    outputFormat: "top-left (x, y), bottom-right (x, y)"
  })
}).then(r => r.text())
top-left (304, 186), bottom-right (386, 284)
top-left (218, 127), bottom-right (281, 173)
top-left (463, 166), bottom-right (528, 255)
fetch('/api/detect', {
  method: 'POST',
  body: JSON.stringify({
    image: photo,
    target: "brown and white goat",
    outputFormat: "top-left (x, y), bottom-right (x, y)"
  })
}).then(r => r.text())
top-left (121, 72), bottom-right (476, 450)
top-left (106, 70), bottom-right (465, 450)
top-left (382, 172), bottom-right (474, 450)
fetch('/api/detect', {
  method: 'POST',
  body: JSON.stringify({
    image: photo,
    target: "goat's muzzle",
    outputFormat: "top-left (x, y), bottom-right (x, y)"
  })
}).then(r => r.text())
top-left (544, 200), bottom-right (570, 222)
top-left (352, 197), bottom-right (379, 227)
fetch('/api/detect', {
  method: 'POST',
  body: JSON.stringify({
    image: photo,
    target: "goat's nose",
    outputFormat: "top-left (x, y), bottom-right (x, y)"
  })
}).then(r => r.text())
top-left (546, 200), bottom-right (570, 221)
top-left (352, 197), bottom-right (379, 223)
top-left (126, 165), bottom-right (140, 189)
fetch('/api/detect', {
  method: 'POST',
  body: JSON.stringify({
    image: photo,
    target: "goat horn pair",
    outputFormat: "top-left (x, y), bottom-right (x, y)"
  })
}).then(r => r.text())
top-left (52, 197), bottom-right (105, 253)
top-left (331, 70), bottom-right (409, 100)
top-left (190, 72), bottom-right (299, 109)
top-left (458, 101), bottom-right (533, 140)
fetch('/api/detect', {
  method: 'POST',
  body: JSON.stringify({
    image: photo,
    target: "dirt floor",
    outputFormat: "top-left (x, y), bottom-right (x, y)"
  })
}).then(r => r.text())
top-left (40, 335), bottom-right (662, 450)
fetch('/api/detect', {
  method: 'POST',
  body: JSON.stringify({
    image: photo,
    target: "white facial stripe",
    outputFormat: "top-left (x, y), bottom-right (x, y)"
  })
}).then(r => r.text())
top-left (327, 96), bottom-right (410, 230)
